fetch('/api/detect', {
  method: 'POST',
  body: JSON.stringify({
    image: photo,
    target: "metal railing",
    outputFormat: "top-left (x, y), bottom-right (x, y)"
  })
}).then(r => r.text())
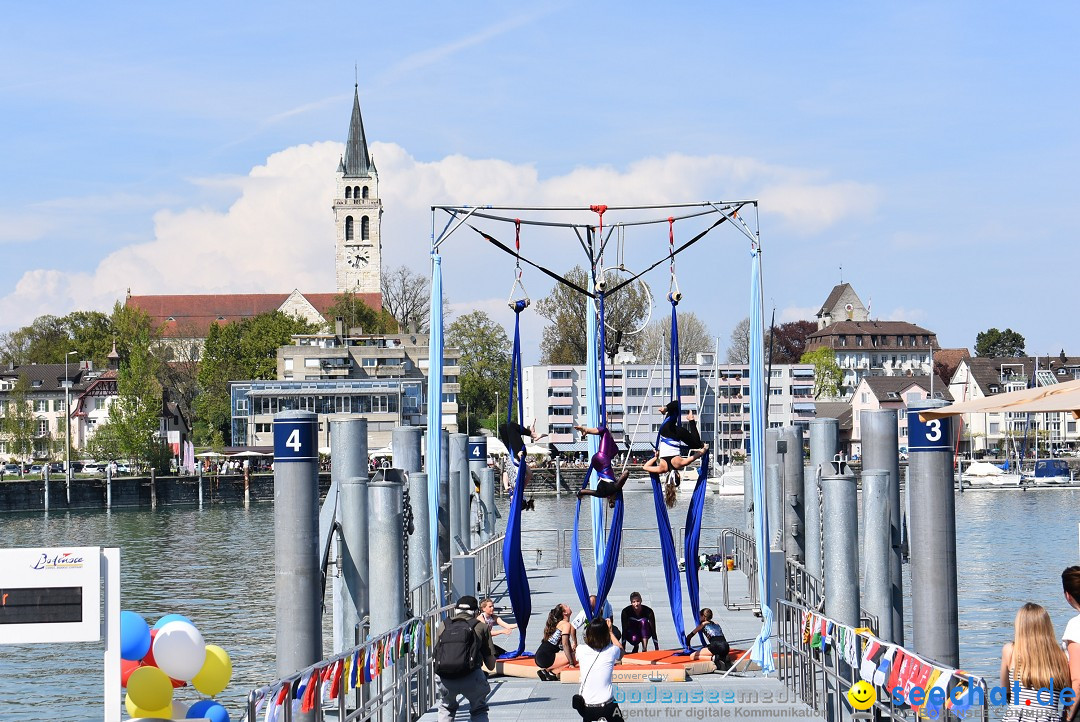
top-left (776, 599), bottom-right (989, 722)
top-left (245, 601), bottom-right (453, 722)
top-left (512, 525), bottom-right (731, 570)
top-left (721, 527), bottom-right (759, 610)
top-left (786, 558), bottom-right (823, 612)
top-left (471, 533), bottom-right (505, 598)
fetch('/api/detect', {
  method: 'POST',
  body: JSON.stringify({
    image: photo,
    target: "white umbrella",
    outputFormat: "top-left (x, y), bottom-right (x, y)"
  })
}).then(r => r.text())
top-left (369, 446), bottom-right (393, 457)
top-left (525, 443), bottom-right (551, 456)
top-left (195, 451), bottom-right (224, 458)
top-left (484, 437), bottom-right (508, 456)
top-left (230, 450), bottom-right (269, 457)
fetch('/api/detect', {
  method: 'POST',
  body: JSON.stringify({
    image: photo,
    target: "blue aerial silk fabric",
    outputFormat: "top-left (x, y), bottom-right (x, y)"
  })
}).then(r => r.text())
top-left (649, 472), bottom-right (689, 652)
top-left (683, 451), bottom-right (710, 645)
top-left (426, 253), bottom-right (444, 607)
top-left (500, 301), bottom-right (533, 658)
top-left (571, 466), bottom-right (625, 621)
top-left (586, 291), bottom-right (606, 575)
top-left (749, 245), bottom-right (775, 672)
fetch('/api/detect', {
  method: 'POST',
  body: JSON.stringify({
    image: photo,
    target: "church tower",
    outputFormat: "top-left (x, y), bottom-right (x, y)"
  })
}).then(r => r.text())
top-left (334, 86), bottom-right (382, 294)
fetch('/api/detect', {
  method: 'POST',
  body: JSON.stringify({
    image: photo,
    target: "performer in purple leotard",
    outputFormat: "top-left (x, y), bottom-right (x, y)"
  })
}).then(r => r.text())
top-left (574, 425), bottom-right (630, 502)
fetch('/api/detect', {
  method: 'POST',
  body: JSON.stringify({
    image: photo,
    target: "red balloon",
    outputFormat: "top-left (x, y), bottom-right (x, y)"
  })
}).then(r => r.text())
top-left (142, 629), bottom-right (158, 667)
top-left (121, 659), bottom-right (141, 687)
top-left (171, 676), bottom-right (187, 689)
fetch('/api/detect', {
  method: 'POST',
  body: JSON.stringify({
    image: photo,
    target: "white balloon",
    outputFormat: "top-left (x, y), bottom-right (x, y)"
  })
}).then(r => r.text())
top-left (152, 621), bottom-right (206, 681)
top-left (171, 699), bottom-right (190, 718)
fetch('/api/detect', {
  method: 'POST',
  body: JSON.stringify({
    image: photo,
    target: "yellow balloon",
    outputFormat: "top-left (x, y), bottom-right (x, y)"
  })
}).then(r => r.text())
top-left (126, 665), bottom-right (173, 712)
top-left (124, 692), bottom-right (174, 719)
top-left (192, 644), bottom-right (233, 697)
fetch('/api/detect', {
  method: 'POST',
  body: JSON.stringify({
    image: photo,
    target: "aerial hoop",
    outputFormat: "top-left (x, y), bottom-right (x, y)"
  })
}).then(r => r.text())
top-left (599, 266), bottom-right (653, 337)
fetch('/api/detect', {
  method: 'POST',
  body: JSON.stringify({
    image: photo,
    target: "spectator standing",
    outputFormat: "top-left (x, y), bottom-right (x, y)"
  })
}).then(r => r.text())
top-left (433, 596), bottom-right (495, 722)
top-left (573, 618), bottom-right (625, 722)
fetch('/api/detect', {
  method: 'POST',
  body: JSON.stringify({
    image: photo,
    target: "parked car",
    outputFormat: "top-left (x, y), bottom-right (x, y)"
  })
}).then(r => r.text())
top-left (28, 464), bottom-right (44, 475)
top-left (68, 462), bottom-right (84, 474)
top-left (114, 462), bottom-right (132, 475)
top-left (2, 463), bottom-right (20, 475)
top-left (81, 463), bottom-right (102, 476)
top-left (48, 462), bottom-right (64, 474)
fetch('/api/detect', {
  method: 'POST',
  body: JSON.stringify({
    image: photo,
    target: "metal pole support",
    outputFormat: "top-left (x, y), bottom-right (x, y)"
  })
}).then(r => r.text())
top-left (392, 425), bottom-right (423, 473)
top-left (408, 471), bottom-right (432, 607)
top-left (807, 417), bottom-right (838, 580)
top-left (273, 410), bottom-right (322, 678)
top-left (332, 417), bottom-right (369, 655)
top-left (368, 470), bottom-right (407, 635)
top-left (907, 401), bottom-right (959, 667)
top-left (821, 461), bottom-right (860, 627)
top-left (860, 409), bottom-right (904, 645)
top-left (781, 426), bottom-right (805, 563)
top-left (861, 469), bottom-right (892, 641)
top-left (480, 468), bottom-right (495, 541)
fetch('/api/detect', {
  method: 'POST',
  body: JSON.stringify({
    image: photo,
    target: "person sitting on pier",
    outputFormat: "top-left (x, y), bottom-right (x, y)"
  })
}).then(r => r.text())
top-left (477, 598), bottom-right (517, 658)
top-left (499, 420), bottom-right (546, 491)
top-left (571, 594), bottom-right (616, 633)
top-left (572, 618), bottom-right (625, 722)
top-left (573, 425), bottom-right (630, 507)
top-left (685, 608), bottom-right (730, 670)
top-left (642, 400), bottom-right (708, 478)
top-left (535, 603), bottom-right (577, 681)
top-left (999, 602), bottom-right (1070, 722)
top-left (1059, 566), bottom-right (1080, 721)
top-left (620, 592), bottom-right (659, 653)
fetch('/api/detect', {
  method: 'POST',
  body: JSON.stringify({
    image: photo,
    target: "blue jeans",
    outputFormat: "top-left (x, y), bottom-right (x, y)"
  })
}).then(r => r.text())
top-left (437, 667), bottom-right (490, 722)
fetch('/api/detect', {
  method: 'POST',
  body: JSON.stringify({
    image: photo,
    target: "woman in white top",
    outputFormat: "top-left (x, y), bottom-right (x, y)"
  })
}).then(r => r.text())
top-left (573, 618), bottom-right (624, 722)
top-left (1061, 566), bottom-right (1080, 721)
top-left (999, 602), bottom-right (1070, 722)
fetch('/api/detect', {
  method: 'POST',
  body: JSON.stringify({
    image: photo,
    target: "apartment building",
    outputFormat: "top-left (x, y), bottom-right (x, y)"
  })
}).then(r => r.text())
top-left (521, 357), bottom-right (815, 457)
top-left (849, 375), bottom-right (952, 457)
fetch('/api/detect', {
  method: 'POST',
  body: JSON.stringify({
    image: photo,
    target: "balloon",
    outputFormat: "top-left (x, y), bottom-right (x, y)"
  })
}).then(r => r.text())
top-left (125, 693), bottom-right (173, 720)
top-left (143, 629), bottom-right (159, 667)
top-left (188, 699), bottom-right (230, 722)
top-left (126, 665), bottom-right (173, 712)
top-left (121, 659), bottom-right (141, 687)
top-left (192, 645), bottom-right (232, 697)
top-left (153, 620), bottom-right (206, 681)
top-left (120, 611), bottom-right (152, 661)
top-left (172, 699), bottom-right (190, 718)
top-left (153, 613), bottom-right (194, 630)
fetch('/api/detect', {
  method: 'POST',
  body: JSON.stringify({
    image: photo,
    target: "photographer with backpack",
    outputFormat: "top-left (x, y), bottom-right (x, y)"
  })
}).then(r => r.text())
top-left (433, 596), bottom-right (496, 722)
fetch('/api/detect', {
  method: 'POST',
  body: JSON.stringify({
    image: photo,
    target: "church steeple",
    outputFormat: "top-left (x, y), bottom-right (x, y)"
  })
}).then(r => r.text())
top-left (342, 85), bottom-right (374, 178)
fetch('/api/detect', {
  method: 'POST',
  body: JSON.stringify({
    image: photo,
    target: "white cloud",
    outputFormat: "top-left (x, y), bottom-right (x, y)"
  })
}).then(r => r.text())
top-left (0, 142), bottom-right (879, 335)
top-left (883, 307), bottom-right (926, 323)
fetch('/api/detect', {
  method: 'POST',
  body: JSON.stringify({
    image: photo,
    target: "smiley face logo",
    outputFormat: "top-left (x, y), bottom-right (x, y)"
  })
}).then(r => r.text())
top-left (847, 680), bottom-right (877, 711)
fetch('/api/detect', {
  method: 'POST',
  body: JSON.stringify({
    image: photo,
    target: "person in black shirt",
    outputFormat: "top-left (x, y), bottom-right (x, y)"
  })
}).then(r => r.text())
top-left (498, 420), bottom-right (546, 491)
top-left (620, 592), bottom-right (659, 653)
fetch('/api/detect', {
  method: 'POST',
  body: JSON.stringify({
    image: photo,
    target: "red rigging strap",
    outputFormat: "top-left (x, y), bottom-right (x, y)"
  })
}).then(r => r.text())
top-left (514, 219), bottom-right (521, 252)
top-left (590, 204), bottom-right (608, 237)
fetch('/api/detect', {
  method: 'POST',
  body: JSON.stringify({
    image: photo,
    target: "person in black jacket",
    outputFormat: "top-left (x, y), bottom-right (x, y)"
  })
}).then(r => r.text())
top-left (620, 592), bottom-right (659, 653)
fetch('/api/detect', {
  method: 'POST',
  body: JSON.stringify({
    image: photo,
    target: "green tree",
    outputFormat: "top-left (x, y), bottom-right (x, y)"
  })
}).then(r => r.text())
top-left (194, 312), bottom-right (319, 445)
top-left (801, 346), bottom-right (843, 399)
top-left (1, 375), bottom-right (36, 459)
top-left (324, 292), bottom-right (396, 335)
top-left (0, 311), bottom-right (115, 367)
top-left (85, 420), bottom-right (123, 463)
top-left (974, 327), bottom-right (1026, 357)
top-left (637, 312), bottom-right (713, 365)
top-left (447, 311), bottom-right (511, 434)
top-left (536, 266), bottom-right (651, 364)
top-left (107, 328), bottom-right (163, 468)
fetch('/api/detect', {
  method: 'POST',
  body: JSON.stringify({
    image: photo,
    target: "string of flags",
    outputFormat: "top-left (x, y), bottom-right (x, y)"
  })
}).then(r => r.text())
top-left (799, 610), bottom-right (984, 717)
top-left (253, 617), bottom-right (430, 721)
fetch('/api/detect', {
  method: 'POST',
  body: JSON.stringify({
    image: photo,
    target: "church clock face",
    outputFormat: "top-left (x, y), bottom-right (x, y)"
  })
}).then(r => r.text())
top-left (347, 248), bottom-right (370, 269)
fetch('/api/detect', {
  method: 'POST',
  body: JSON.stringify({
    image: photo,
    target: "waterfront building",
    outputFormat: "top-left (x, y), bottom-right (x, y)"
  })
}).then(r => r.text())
top-left (848, 375), bottom-right (952, 457)
top-left (520, 358), bottom-right (815, 457)
top-left (229, 324), bottom-right (460, 450)
top-left (125, 85), bottom-right (384, 354)
top-left (815, 282), bottom-right (869, 329)
top-left (948, 354), bottom-right (1080, 456)
top-left (806, 320), bottom-right (939, 399)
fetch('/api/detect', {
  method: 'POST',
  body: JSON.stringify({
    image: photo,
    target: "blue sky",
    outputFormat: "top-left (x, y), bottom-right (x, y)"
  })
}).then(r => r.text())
top-left (2, 2), bottom-right (1077, 363)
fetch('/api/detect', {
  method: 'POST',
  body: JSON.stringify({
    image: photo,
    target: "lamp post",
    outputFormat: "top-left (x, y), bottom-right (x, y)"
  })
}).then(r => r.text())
top-left (495, 392), bottom-right (499, 433)
top-left (63, 350), bottom-right (77, 503)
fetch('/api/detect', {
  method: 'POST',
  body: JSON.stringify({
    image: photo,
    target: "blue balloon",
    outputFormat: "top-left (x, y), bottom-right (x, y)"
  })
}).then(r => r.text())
top-left (188, 700), bottom-right (229, 722)
top-left (119, 611), bottom-right (151, 661)
top-left (153, 613), bottom-right (194, 630)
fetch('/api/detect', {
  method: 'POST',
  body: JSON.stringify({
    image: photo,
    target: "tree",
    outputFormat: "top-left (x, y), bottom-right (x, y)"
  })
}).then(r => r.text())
top-left (0, 310), bottom-right (115, 367)
top-left (769, 320), bottom-right (818, 364)
top-left (975, 327), bottom-right (1026, 358)
top-left (1, 375), bottom-right (36, 459)
top-left (194, 312), bottom-right (319, 445)
top-left (324, 292), bottom-right (396, 335)
top-left (801, 347), bottom-right (842, 399)
top-left (381, 264), bottom-right (441, 333)
top-left (107, 327), bottom-right (163, 468)
top-left (726, 317), bottom-right (751, 364)
top-left (636, 312), bottom-right (714, 365)
top-left (446, 311), bottom-right (511, 434)
top-left (537, 266), bottom-right (651, 364)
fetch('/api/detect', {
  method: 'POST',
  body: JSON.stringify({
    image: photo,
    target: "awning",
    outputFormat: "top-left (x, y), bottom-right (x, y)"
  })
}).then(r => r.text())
top-left (554, 441), bottom-right (655, 453)
top-left (919, 378), bottom-right (1080, 420)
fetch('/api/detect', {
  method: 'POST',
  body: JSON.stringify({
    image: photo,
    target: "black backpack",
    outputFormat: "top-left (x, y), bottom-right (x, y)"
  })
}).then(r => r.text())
top-left (434, 617), bottom-right (482, 679)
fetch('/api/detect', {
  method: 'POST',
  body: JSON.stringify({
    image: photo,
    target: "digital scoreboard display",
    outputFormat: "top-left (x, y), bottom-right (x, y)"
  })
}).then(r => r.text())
top-left (0, 586), bottom-right (83, 625)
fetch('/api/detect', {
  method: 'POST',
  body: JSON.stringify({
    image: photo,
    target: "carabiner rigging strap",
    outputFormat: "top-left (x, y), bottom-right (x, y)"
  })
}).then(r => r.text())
top-left (506, 218), bottom-right (531, 308)
top-left (667, 216), bottom-right (682, 302)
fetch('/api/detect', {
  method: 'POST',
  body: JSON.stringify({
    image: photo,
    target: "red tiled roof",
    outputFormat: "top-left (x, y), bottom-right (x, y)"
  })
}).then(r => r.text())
top-left (127, 292), bottom-right (382, 338)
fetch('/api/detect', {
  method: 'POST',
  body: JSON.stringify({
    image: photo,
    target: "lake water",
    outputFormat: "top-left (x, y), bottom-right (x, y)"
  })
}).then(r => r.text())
top-left (1, 486), bottom-right (1078, 719)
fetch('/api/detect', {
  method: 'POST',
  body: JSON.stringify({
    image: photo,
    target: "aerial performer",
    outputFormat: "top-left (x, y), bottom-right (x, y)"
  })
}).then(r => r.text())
top-left (642, 399), bottom-right (708, 475)
top-left (573, 425), bottom-right (630, 506)
top-left (499, 419), bottom-right (547, 489)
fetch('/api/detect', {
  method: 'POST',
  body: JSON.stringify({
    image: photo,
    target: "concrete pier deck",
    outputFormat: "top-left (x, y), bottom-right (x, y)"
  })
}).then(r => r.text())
top-left (419, 565), bottom-right (823, 721)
